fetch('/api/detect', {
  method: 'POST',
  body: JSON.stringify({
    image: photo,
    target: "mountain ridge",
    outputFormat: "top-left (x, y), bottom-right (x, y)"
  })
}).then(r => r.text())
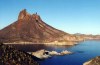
top-left (0, 9), bottom-right (73, 44)
top-left (0, 9), bottom-right (99, 45)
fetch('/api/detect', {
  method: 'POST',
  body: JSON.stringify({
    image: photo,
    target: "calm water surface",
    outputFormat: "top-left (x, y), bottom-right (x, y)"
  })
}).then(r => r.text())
top-left (9, 41), bottom-right (100, 65)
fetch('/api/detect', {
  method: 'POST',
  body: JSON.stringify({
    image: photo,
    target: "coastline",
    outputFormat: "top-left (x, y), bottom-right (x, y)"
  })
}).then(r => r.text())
top-left (4, 41), bottom-right (78, 46)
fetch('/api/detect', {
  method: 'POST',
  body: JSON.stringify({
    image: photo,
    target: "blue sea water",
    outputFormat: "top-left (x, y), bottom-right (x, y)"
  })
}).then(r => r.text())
top-left (39, 41), bottom-right (100, 65)
top-left (9, 40), bottom-right (100, 65)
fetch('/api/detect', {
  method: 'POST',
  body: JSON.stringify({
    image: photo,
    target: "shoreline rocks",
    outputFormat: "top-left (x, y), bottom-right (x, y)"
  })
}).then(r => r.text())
top-left (83, 56), bottom-right (100, 65)
top-left (28, 49), bottom-right (72, 59)
top-left (3, 41), bottom-right (77, 46)
top-left (0, 43), bottom-right (39, 65)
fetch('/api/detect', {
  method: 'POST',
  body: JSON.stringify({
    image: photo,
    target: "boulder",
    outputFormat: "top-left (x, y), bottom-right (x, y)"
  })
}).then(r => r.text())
top-left (60, 50), bottom-right (72, 55)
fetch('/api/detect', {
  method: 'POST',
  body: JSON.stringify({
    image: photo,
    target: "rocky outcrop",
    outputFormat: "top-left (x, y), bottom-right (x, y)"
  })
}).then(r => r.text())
top-left (0, 43), bottom-right (39, 65)
top-left (49, 50), bottom-right (72, 55)
top-left (28, 49), bottom-right (72, 59)
top-left (83, 56), bottom-right (100, 65)
top-left (29, 50), bottom-right (51, 59)
top-left (18, 9), bottom-right (31, 20)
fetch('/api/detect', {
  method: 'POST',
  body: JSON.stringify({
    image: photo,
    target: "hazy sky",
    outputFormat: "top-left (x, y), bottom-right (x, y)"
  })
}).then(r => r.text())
top-left (0, 0), bottom-right (100, 35)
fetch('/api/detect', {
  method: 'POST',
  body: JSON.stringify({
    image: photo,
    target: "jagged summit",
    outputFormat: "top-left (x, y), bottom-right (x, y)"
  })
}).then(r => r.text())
top-left (18, 9), bottom-right (40, 20)
top-left (0, 9), bottom-right (70, 43)
top-left (18, 9), bottom-right (29, 20)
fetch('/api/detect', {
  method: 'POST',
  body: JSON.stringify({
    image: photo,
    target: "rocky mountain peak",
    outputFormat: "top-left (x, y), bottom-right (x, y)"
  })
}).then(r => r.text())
top-left (32, 14), bottom-right (41, 21)
top-left (0, 9), bottom-right (75, 43)
top-left (18, 9), bottom-right (41, 21)
top-left (18, 9), bottom-right (31, 20)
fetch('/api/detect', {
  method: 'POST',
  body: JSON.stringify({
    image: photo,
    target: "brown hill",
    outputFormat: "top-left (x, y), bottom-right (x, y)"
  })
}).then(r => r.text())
top-left (0, 9), bottom-right (83, 44)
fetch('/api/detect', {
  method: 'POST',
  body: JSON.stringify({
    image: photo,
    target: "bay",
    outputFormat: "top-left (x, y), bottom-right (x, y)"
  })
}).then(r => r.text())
top-left (8, 40), bottom-right (100, 65)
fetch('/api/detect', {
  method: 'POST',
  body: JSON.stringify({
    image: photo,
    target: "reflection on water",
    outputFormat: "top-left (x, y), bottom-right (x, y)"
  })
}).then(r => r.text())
top-left (8, 44), bottom-right (72, 52)
top-left (7, 40), bottom-right (100, 65)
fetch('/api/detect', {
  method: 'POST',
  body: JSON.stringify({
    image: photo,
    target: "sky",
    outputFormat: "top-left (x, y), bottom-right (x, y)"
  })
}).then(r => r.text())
top-left (0, 0), bottom-right (100, 35)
